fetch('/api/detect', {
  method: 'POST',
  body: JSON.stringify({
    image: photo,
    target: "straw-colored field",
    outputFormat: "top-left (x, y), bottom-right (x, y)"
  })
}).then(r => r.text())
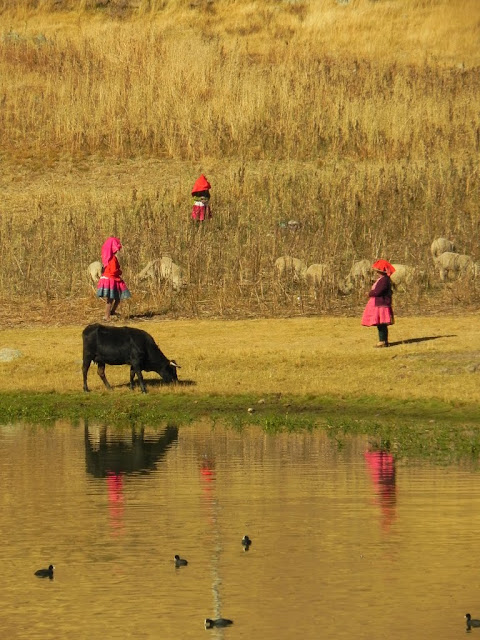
top-left (0, 315), bottom-right (478, 406)
top-left (0, 0), bottom-right (479, 320)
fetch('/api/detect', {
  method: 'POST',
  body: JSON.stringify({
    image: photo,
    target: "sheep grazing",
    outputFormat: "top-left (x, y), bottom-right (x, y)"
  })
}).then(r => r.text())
top-left (390, 264), bottom-right (418, 288)
top-left (274, 256), bottom-right (307, 281)
top-left (338, 259), bottom-right (371, 294)
top-left (138, 256), bottom-right (184, 291)
top-left (431, 237), bottom-right (455, 259)
top-left (87, 260), bottom-right (102, 284)
top-left (434, 252), bottom-right (474, 281)
top-left (158, 257), bottom-right (184, 291)
top-left (306, 263), bottom-right (332, 286)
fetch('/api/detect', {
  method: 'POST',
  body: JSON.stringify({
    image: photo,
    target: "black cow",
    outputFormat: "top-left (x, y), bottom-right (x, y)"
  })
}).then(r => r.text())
top-left (82, 323), bottom-right (180, 393)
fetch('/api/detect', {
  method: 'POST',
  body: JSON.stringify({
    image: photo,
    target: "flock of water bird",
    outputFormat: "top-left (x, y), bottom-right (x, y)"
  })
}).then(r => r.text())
top-left (35, 535), bottom-right (253, 630)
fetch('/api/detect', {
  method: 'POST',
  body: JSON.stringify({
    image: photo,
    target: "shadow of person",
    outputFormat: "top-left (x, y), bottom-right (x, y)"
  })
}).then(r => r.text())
top-left (388, 334), bottom-right (456, 347)
top-left (125, 311), bottom-right (157, 320)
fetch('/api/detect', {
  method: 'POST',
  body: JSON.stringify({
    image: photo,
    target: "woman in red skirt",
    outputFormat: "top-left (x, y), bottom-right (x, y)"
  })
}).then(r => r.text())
top-left (361, 259), bottom-right (395, 348)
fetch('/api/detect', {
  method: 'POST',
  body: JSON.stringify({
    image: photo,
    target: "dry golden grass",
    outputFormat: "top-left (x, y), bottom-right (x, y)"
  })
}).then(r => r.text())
top-left (0, 0), bottom-right (478, 318)
top-left (0, 315), bottom-right (479, 404)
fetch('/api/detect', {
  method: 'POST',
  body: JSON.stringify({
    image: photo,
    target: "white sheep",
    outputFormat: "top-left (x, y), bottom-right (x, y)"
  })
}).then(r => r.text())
top-left (138, 256), bottom-right (185, 291)
top-left (390, 263), bottom-right (418, 287)
top-left (274, 256), bottom-right (307, 280)
top-left (306, 263), bottom-right (332, 286)
top-left (338, 259), bottom-right (371, 294)
top-left (159, 257), bottom-right (184, 291)
top-left (431, 237), bottom-right (455, 259)
top-left (87, 260), bottom-right (102, 284)
top-left (434, 252), bottom-right (473, 281)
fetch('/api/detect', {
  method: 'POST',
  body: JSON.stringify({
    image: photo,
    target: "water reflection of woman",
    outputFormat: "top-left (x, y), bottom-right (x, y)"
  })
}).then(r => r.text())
top-left (364, 450), bottom-right (396, 532)
top-left (106, 471), bottom-right (125, 536)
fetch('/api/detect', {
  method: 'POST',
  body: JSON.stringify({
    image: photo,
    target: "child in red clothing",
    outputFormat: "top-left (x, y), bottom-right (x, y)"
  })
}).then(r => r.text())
top-left (191, 174), bottom-right (212, 221)
top-left (96, 237), bottom-right (131, 321)
top-left (361, 259), bottom-right (395, 347)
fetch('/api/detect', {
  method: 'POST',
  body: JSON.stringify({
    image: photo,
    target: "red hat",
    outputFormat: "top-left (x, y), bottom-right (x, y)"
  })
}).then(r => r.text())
top-left (191, 174), bottom-right (211, 194)
top-left (372, 259), bottom-right (395, 276)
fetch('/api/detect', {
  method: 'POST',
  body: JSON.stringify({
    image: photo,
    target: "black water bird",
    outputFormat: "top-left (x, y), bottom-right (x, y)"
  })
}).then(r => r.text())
top-left (466, 614), bottom-right (480, 629)
top-left (174, 555), bottom-right (188, 567)
top-left (205, 618), bottom-right (233, 629)
top-left (242, 535), bottom-right (252, 551)
top-left (35, 564), bottom-right (54, 579)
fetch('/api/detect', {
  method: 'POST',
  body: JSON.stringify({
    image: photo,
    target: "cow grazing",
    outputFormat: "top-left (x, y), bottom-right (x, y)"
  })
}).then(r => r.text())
top-left (82, 323), bottom-right (180, 393)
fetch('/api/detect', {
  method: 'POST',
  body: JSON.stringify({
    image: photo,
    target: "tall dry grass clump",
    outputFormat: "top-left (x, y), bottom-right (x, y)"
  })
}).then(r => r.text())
top-left (0, 0), bottom-right (479, 319)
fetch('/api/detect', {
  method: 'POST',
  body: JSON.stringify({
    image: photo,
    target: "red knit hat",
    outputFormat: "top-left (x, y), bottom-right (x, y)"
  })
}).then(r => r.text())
top-left (191, 174), bottom-right (211, 194)
top-left (372, 259), bottom-right (395, 276)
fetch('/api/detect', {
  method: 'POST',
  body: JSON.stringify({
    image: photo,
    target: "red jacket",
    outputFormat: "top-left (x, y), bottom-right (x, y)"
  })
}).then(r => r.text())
top-left (103, 256), bottom-right (122, 279)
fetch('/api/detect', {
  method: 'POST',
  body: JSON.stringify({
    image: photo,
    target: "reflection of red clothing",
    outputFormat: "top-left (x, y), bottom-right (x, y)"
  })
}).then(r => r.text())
top-left (200, 460), bottom-right (215, 485)
top-left (103, 256), bottom-right (122, 279)
top-left (107, 472), bottom-right (125, 535)
top-left (107, 472), bottom-right (124, 500)
top-left (364, 451), bottom-right (396, 532)
top-left (200, 459), bottom-right (216, 516)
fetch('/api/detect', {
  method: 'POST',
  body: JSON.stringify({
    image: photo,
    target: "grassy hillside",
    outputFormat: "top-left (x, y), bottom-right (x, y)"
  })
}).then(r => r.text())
top-left (0, 0), bottom-right (479, 321)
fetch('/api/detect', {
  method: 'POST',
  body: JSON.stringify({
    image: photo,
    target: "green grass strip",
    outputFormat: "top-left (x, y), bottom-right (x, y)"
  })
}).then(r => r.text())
top-left (0, 391), bottom-right (479, 465)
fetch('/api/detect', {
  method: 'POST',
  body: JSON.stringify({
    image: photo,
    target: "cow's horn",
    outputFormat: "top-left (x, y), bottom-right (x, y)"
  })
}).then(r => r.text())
top-left (170, 360), bottom-right (181, 368)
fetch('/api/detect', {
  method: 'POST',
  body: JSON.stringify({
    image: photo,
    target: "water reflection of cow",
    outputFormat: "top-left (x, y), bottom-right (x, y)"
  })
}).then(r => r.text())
top-left (84, 425), bottom-right (179, 477)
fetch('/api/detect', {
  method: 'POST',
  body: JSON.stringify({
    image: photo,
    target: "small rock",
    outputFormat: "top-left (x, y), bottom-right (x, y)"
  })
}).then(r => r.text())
top-left (247, 407), bottom-right (255, 413)
top-left (0, 348), bottom-right (22, 362)
top-left (257, 398), bottom-right (265, 404)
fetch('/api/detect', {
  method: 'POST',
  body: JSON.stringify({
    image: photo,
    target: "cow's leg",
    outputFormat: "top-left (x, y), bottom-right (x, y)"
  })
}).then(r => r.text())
top-left (82, 358), bottom-right (91, 392)
top-left (132, 366), bottom-right (147, 393)
top-left (97, 363), bottom-right (112, 390)
top-left (129, 366), bottom-right (136, 390)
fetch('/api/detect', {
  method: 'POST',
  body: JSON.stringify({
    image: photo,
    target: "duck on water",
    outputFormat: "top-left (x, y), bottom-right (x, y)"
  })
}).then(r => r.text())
top-left (205, 618), bottom-right (233, 629)
top-left (35, 565), bottom-right (54, 579)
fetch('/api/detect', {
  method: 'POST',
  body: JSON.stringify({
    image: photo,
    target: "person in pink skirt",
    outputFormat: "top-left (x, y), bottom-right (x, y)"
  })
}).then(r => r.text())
top-left (96, 237), bottom-right (131, 321)
top-left (191, 174), bottom-right (212, 221)
top-left (361, 259), bottom-right (395, 347)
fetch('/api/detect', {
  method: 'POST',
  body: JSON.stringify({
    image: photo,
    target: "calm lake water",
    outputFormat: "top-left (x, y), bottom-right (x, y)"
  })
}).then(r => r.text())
top-left (0, 420), bottom-right (477, 639)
